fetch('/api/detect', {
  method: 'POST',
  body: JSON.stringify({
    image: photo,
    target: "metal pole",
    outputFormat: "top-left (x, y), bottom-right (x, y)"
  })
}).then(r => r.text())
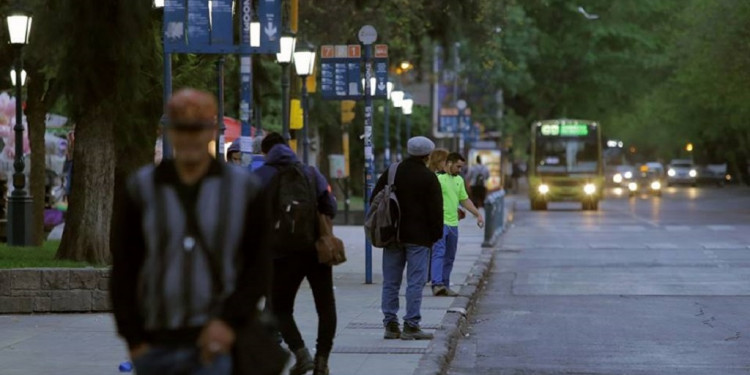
top-left (406, 113), bottom-right (412, 141)
top-left (281, 62), bottom-right (291, 142)
top-left (301, 76), bottom-right (309, 164)
top-left (7, 48), bottom-right (32, 246)
top-left (459, 108), bottom-right (465, 155)
top-left (162, 52), bottom-right (172, 159)
top-left (216, 57), bottom-right (225, 160)
top-left (395, 109), bottom-right (402, 161)
top-left (383, 99), bottom-right (390, 169)
top-left (363, 43), bottom-right (375, 284)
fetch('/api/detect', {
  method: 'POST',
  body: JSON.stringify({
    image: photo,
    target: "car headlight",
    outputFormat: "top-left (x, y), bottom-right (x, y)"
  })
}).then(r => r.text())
top-left (538, 184), bottom-right (550, 194)
top-left (584, 183), bottom-right (596, 195)
top-left (613, 174), bottom-right (623, 183)
top-left (614, 187), bottom-right (623, 196)
top-left (689, 169), bottom-right (697, 177)
top-left (628, 182), bottom-right (638, 191)
top-left (668, 169), bottom-right (676, 177)
top-left (651, 181), bottom-right (661, 190)
top-left (624, 171), bottom-right (633, 179)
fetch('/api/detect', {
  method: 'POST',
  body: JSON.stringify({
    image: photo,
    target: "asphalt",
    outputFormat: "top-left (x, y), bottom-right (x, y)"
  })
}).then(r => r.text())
top-left (0, 195), bottom-right (513, 375)
top-left (448, 184), bottom-right (750, 375)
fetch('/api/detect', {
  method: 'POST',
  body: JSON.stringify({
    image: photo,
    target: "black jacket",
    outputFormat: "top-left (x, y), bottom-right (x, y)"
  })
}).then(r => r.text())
top-left (372, 156), bottom-right (443, 247)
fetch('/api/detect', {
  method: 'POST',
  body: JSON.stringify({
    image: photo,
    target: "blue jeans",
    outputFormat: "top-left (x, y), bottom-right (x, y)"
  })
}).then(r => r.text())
top-left (132, 345), bottom-right (232, 375)
top-left (431, 225), bottom-right (459, 288)
top-left (382, 243), bottom-right (429, 327)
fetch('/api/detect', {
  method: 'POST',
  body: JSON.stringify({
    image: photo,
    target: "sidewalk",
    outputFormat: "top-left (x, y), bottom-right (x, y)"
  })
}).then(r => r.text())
top-left (0, 209), bottom-right (507, 375)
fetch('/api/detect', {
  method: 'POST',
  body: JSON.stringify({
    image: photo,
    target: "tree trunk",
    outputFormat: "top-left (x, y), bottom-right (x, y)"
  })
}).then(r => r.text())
top-left (56, 108), bottom-right (115, 264)
top-left (26, 73), bottom-right (47, 246)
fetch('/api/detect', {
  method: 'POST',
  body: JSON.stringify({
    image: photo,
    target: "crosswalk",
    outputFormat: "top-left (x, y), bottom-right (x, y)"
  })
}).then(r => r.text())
top-left (519, 224), bottom-right (746, 232)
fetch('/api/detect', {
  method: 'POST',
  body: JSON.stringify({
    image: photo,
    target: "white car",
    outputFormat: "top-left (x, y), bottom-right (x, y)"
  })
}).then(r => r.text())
top-left (667, 159), bottom-right (697, 186)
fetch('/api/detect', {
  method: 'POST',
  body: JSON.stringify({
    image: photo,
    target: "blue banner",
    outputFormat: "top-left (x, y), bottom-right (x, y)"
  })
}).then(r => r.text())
top-left (210, 0), bottom-right (233, 46)
top-left (258, 0), bottom-right (281, 54)
top-left (187, 0), bottom-right (210, 46)
top-left (239, 0), bottom-right (253, 137)
top-left (163, 0), bottom-right (187, 49)
top-left (374, 58), bottom-right (388, 98)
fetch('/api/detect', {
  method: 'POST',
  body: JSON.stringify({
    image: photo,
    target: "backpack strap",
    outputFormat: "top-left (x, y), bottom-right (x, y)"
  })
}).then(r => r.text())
top-left (387, 162), bottom-right (400, 187)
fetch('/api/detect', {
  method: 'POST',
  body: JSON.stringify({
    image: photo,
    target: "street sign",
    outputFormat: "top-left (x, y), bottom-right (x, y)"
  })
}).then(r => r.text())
top-left (328, 154), bottom-right (348, 179)
top-left (320, 44), bottom-right (387, 100)
top-left (438, 107), bottom-right (472, 134)
top-left (164, 0), bottom-right (281, 54)
top-left (358, 25), bottom-right (378, 45)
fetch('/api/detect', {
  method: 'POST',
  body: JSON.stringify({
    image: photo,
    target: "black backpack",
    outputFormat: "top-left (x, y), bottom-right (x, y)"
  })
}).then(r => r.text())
top-left (268, 163), bottom-right (319, 252)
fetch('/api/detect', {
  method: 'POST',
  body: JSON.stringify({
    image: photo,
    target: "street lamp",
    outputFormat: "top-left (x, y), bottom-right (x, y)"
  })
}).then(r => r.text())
top-left (402, 96), bottom-right (414, 141)
top-left (6, 9), bottom-right (33, 246)
top-left (9, 69), bottom-right (26, 87)
top-left (277, 32), bottom-right (296, 142)
top-left (391, 90), bottom-right (404, 161)
top-left (294, 41), bottom-right (316, 165)
top-left (383, 81), bottom-right (393, 168)
top-left (153, 0), bottom-right (164, 7)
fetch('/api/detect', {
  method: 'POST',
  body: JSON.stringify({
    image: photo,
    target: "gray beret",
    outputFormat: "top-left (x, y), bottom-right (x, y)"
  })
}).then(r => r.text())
top-left (407, 136), bottom-right (435, 157)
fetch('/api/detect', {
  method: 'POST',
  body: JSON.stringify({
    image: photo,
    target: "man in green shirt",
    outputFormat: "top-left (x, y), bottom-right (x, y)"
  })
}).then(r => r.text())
top-left (432, 152), bottom-right (484, 296)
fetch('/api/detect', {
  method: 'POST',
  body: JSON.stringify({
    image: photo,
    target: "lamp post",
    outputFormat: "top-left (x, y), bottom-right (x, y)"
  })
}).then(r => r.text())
top-left (277, 32), bottom-right (296, 142)
top-left (457, 99), bottom-right (467, 155)
top-left (9, 69), bottom-right (26, 86)
top-left (294, 41), bottom-right (316, 165)
top-left (391, 90), bottom-right (404, 161)
top-left (402, 96), bottom-right (414, 141)
top-left (6, 10), bottom-right (33, 246)
top-left (153, 0), bottom-right (172, 159)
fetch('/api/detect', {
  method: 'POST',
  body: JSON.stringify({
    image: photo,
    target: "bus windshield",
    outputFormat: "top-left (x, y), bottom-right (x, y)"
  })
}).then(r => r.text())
top-left (535, 137), bottom-right (599, 174)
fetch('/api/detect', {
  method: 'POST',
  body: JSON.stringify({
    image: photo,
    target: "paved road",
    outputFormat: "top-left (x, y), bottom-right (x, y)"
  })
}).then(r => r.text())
top-left (449, 186), bottom-right (750, 375)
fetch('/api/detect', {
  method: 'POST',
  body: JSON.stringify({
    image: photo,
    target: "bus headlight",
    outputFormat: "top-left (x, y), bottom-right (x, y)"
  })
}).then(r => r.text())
top-left (651, 181), bottom-right (661, 190)
top-left (668, 169), bottom-right (676, 177)
top-left (628, 182), bottom-right (638, 191)
top-left (613, 173), bottom-right (623, 183)
top-left (584, 183), bottom-right (596, 195)
top-left (689, 169), bottom-right (697, 177)
top-left (538, 184), bottom-right (550, 194)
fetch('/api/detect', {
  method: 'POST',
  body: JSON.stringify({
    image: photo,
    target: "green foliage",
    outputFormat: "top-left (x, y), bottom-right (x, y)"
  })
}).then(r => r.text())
top-left (0, 241), bottom-right (92, 268)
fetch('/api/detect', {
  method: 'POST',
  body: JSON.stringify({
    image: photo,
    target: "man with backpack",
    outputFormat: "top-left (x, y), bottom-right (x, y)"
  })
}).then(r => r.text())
top-left (254, 132), bottom-right (337, 375)
top-left (370, 136), bottom-right (443, 340)
top-left (467, 155), bottom-right (490, 208)
top-left (110, 88), bottom-right (279, 375)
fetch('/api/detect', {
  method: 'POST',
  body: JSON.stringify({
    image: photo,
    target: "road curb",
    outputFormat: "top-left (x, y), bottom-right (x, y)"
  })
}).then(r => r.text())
top-left (412, 196), bottom-right (517, 375)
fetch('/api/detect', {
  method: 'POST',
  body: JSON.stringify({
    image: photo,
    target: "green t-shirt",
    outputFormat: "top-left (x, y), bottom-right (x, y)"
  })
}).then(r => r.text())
top-left (437, 172), bottom-right (469, 226)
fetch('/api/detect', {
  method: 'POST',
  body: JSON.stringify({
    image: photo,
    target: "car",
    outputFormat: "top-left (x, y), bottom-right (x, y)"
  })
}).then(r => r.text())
top-left (696, 164), bottom-right (728, 187)
top-left (667, 159), bottom-right (697, 186)
top-left (625, 164), bottom-right (665, 197)
top-left (610, 165), bottom-right (636, 186)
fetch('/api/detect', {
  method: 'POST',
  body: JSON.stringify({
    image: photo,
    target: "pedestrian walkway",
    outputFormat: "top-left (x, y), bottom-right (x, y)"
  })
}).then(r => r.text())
top-left (0, 215), bottom-right (498, 375)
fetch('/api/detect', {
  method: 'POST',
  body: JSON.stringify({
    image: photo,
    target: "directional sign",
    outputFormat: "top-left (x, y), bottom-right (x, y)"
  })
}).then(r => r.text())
top-left (373, 44), bottom-right (389, 98)
top-left (257, 0), bottom-right (281, 54)
top-left (439, 107), bottom-right (472, 133)
top-left (320, 44), bottom-right (387, 100)
top-left (321, 44), bottom-right (363, 100)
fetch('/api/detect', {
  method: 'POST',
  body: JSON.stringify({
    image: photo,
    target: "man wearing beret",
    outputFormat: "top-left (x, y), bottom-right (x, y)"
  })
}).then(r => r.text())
top-left (371, 136), bottom-right (444, 340)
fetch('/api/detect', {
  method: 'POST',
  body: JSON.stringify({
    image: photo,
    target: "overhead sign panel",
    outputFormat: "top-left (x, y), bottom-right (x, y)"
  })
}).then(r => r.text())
top-left (320, 44), bottom-right (387, 101)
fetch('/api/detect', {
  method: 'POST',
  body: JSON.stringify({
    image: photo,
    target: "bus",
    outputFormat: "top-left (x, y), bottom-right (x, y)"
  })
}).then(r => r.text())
top-left (528, 119), bottom-right (604, 211)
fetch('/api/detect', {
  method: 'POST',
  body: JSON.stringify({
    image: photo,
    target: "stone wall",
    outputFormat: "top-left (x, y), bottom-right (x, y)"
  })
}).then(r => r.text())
top-left (0, 268), bottom-right (111, 314)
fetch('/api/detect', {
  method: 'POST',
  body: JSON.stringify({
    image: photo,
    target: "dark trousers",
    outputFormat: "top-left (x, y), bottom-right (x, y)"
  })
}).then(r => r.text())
top-left (271, 253), bottom-right (337, 357)
top-left (471, 185), bottom-right (487, 208)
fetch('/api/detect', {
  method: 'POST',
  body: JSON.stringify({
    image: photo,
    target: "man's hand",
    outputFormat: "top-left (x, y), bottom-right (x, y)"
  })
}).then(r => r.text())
top-left (476, 214), bottom-right (485, 228)
top-left (197, 319), bottom-right (236, 364)
top-left (129, 343), bottom-right (150, 360)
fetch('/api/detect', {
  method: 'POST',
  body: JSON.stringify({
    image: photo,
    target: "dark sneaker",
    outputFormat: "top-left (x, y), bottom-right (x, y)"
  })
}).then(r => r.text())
top-left (444, 288), bottom-right (459, 297)
top-left (432, 285), bottom-right (447, 296)
top-left (384, 321), bottom-right (401, 339)
top-left (401, 324), bottom-right (434, 340)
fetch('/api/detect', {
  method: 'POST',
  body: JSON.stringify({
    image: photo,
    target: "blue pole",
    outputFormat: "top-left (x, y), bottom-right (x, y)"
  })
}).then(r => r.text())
top-left (240, 0), bottom-right (253, 143)
top-left (216, 57), bottom-right (226, 160)
top-left (363, 43), bottom-right (375, 284)
top-left (383, 97), bottom-right (390, 169)
top-left (162, 53), bottom-right (172, 159)
top-left (301, 76), bottom-right (309, 164)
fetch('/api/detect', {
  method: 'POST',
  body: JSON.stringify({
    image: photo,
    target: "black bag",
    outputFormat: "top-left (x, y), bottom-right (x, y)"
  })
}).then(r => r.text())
top-left (268, 163), bottom-right (319, 251)
top-left (365, 163), bottom-right (401, 248)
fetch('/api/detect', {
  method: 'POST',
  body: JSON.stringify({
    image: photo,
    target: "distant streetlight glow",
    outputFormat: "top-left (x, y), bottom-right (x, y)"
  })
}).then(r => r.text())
top-left (391, 90), bottom-right (404, 108)
top-left (153, 0), bottom-right (165, 8)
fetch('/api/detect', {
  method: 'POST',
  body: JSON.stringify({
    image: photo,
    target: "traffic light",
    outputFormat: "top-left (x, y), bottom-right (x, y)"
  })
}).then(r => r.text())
top-left (341, 100), bottom-right (356, 124)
